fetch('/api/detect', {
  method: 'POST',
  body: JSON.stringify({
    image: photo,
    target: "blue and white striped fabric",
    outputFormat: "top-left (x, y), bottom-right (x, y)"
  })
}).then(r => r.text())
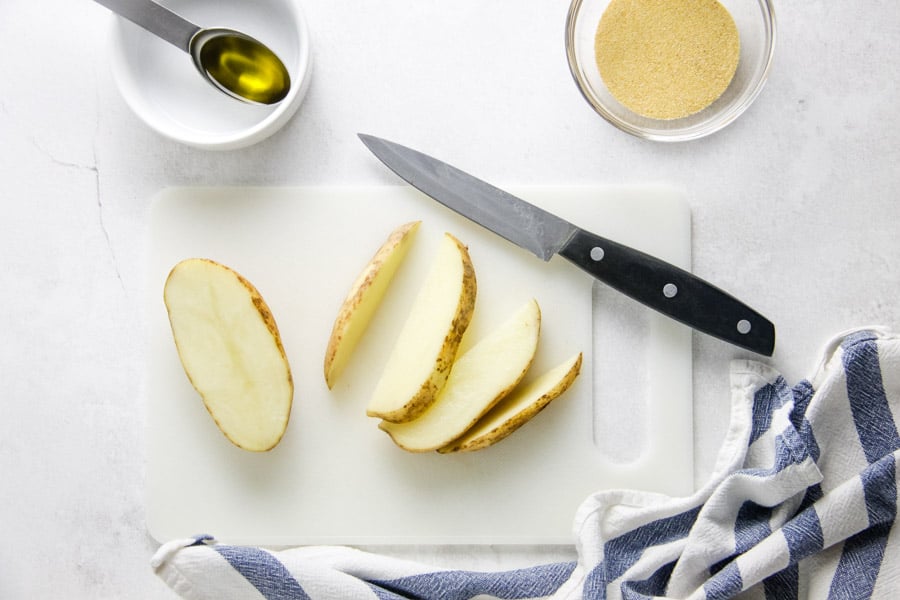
top-left (152, 328), bottom-right (900, 599)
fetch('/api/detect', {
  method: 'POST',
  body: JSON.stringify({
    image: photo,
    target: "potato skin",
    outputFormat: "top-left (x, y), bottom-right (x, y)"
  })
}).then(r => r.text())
top-left (379, 299), bottom-right (542, 452)
top-left (371, 233), bottom-right (477, 423)
top-left (438, 353), bottom-right (582, 453)
top-left (166, 257), bottom-right (293, 379)
top-left (164, 258), bottom-right (293, 452)
top-left (324, 221), bottom-right (420, 389)
top-left (242, 273), bottom-right (291, 372)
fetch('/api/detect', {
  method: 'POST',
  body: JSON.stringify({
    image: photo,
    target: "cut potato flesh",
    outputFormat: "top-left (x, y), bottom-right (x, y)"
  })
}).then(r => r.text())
top-left (164, 258), bottom-right (293, 452)
top-left (324, 221), bottom-right (420, 389)
top-left (380, 299), bottom-right (541, 452)
top-left (439, 352), bottom-right (582, 453)
top-left (367, 233), bottom-right (477, 423)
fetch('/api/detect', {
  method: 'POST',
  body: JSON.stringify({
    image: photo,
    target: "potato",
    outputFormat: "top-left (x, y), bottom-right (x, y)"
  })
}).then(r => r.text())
top-left (164, 258), bottom-right (293, 452)
top-left (438, 352), bottom-right (582, 453)
top-left (380, 299), bottom-right (541, 452)
top-left (367, 232), bottom-right (477, 423)
top-left (324, 221), bottom-right (420, 389)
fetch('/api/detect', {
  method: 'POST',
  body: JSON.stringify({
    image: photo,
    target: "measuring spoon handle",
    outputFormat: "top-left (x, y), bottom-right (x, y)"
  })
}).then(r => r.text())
top-left (94, 0), bottom-right (200, 52)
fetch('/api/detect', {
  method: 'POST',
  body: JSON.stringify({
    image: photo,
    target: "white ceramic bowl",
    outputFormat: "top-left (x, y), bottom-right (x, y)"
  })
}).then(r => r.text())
top-left (566, 0), bottom-right (775, 142)
top-left (109, 0), bottom-right (311, 150)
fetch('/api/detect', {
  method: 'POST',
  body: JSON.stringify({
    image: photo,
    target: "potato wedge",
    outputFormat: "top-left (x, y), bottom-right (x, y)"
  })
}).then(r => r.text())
top-left (380, 299), bottom-right (541, 452)
top-left (438, 352), bottom-right (582, 453)
top-left (367, 232), bottom-right (477, 423)
top-left (324, 221), bottom-right (420, 389)
top-left (164, 258), bottom-right (293, 452)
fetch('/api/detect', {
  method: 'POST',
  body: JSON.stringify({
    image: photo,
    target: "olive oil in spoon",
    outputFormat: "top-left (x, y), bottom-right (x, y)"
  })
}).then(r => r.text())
top-left (95, 0), bottom-right (291, 105)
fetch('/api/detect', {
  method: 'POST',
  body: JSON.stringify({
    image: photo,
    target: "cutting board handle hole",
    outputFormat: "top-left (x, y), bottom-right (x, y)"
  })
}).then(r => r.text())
top-left (591, 284), bottom-right (650, 464)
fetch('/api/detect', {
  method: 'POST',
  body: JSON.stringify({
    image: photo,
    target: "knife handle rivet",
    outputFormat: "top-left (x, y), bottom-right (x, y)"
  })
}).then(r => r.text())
top-left (737, 319), bottom-right (752, 335)
top-left (663, 283), bottom-right (678, 298)
top-left (590, 247), bottom-right (605, 261)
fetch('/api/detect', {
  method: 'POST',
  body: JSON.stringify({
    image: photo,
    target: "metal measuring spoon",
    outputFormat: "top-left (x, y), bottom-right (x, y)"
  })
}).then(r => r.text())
top-left (96, 0), bottom-right (291, 105)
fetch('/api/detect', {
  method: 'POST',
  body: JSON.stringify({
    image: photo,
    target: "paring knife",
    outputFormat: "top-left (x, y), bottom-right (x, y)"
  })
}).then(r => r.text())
top-left (358, 134), bottom-right (776, 356)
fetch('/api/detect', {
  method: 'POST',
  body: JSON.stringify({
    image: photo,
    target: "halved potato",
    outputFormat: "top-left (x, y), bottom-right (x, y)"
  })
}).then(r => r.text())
top-left (324, 221), bottom-right (420, 389)
top-left (438, 352), bottom-right (582, 453)
top-left (380, 299), bottom-right (541, 452)
top-left (367, 233), bottom-right (477, 423)
top-left (164, 258), bottom-right (293, 452)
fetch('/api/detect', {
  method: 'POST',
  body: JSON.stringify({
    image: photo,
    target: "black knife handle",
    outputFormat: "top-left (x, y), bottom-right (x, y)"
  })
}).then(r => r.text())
top-left (558, 228), bottom-right (775, 356)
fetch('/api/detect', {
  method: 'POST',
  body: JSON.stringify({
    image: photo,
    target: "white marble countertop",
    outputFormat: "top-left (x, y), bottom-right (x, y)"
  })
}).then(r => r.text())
top-left (2, 0), bottom-right (898, 597)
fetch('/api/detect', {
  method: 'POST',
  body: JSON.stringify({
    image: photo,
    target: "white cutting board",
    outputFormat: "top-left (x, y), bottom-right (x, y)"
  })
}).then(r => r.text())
top-left (145, 185), bottom-right (693, 545)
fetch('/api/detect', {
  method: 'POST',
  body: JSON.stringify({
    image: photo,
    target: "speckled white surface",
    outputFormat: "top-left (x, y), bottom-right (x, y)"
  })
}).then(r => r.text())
top-left (1, 1), bottom-right (898, 597)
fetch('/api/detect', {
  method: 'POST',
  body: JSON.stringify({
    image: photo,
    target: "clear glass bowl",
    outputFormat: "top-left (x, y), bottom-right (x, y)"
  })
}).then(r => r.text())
top-left (566, 0), bottom-right (776, 142)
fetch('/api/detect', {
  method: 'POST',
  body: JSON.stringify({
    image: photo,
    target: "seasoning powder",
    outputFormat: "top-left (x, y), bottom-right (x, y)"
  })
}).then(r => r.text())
top-left (594, 0), bottom-right (740, 120)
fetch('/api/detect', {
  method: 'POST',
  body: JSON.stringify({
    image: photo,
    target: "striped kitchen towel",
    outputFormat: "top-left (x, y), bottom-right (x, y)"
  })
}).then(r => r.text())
top-left (152, 327), bottom-right (900, 599)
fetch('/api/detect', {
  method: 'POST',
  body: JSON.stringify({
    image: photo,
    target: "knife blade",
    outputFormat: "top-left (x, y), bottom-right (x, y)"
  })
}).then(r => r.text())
top-left (358, 134), bottom-right (776, 356)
